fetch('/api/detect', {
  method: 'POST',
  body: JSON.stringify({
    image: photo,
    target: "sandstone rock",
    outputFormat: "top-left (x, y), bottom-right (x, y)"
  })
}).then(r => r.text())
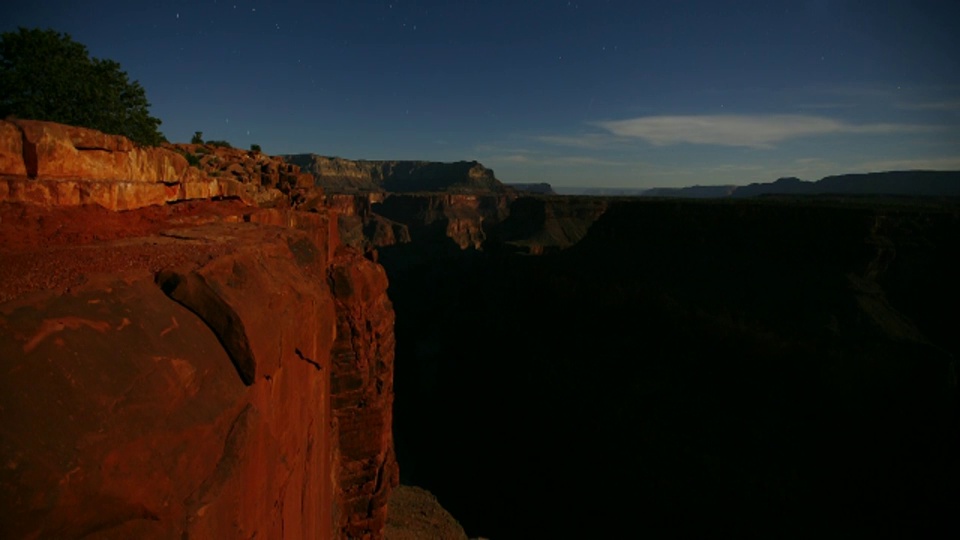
top-left (283, 155), bottom-right (511, 194)
top-left (329, 247), bottom-right (399, 538)
top-left (375, 194), bottom-right (512, 250)
top-left (0, 223), bottom-right (339, 539)
top-left (13, 119), bottom-right (187, 182)
top-left (385, 485), bottom-right (468, 540)
top-left (0, 121), bottom-right (325, 212)
top-left (0, 121), bottom-right (27, 176)
top-left (0, 203), bottom-right (398, 539)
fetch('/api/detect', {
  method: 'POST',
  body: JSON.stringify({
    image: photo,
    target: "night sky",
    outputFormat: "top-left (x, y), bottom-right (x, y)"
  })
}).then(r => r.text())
top-left (3, 0), bottom-right (959, 188)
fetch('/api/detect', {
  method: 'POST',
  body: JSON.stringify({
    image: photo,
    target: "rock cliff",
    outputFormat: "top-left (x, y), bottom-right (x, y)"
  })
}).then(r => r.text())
top-left (283, 155), bottom-right (510, 194)
top-left (0, 123), bottom-right (397, 538)
top-left (0, 119), bottom-right (323, 210)
top-left (373, 194), bottom-right (512, 250)
top-left (639, 170), bottom-right (960, 199)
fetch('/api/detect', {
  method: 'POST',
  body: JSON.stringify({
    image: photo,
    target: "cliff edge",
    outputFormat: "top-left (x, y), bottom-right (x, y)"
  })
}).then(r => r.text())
top-left (283, 154), bottom-right (510, 194)
top-left (0, 122), bottom-right (397, 539)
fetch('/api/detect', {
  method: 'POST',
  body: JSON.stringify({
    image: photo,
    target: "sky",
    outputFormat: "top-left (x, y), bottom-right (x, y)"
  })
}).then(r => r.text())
top-left (2, 0), bottom-right (959, 189)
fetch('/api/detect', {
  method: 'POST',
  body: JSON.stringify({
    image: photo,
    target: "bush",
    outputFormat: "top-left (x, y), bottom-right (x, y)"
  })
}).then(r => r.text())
top-left (191, 131), bottom-right (203, 144)
top-left (174, 149), bottom-right (201, 167)
top-left (251, 144), bottom-right (262, 153)
top-left (206, 140), bottom-right (232, 148)
top-left (0, 27), bottom-right (165, 146)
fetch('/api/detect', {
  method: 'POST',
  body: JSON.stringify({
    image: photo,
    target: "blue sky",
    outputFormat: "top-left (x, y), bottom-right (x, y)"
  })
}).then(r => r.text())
top-left (3, 0), bottom-right (959, 188)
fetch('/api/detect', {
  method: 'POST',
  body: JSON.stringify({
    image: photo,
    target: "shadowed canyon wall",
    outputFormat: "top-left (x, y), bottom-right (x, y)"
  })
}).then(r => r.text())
top-left (384, 197), bottom-right (960, 538)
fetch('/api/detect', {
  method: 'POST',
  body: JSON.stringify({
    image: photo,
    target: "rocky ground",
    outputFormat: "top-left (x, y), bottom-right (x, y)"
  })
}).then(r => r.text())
top-left (0, 200), bottom-right (248, 303)
top-left (385, 485), bottom-right (468, 540)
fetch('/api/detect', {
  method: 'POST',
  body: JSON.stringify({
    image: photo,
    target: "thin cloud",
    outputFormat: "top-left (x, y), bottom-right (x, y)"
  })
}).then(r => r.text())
top-left (483, 152), bottom-right (624, 167)
top-left (533, 133), bottom-right (618, 149)
top-left (898, 100), bottom-right (960, 112)
top-left (794, 102), bottom-right (854, 110)
top-left (857, 157), bottom-right (960, 171)
top-left (496, 154), bottom-right (532, 163)
top-left (555, 156), bottom-right (625, 166)
top-left (594, 114), bottom-right (933, 148)
top-left (707, 163), bottom-right (765, 172)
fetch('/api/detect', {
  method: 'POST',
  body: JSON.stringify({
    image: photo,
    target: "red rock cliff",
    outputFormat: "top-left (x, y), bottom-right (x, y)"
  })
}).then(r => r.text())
top-left (283, 154), bottom-right (510, 194)
top-left (0, 123), bottom-right (397, 539)
top-left (0, 120), bottom-right (321, 210)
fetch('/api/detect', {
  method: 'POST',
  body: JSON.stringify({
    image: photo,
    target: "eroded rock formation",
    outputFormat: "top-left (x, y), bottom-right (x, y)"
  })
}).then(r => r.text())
top-left (283, 155), bottom-right (510, 194)
top-left (0, 122), bottom-right (398, 539)
top-left (0, 120), bottom-right (322, 211)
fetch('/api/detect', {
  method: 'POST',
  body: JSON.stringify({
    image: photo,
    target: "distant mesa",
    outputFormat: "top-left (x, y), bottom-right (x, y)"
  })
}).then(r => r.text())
top-left (553, 186), bottom-right (651, 196)
top-left (282, 154), bottom-right (510, 194)
top-left (506, 182), bottom-right (555, 195)
top-left (635, 171), bottom-right (960, 199)
top-left (730, 171), bottom-right (960, 198)
top-left (640, 184), bottom-right (739, 198)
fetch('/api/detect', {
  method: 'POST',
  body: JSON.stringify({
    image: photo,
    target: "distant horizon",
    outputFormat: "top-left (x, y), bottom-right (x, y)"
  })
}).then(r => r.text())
top-left (538, 168), bottom-right (960, 191)
top-left (264, 148), bottom-right (960, 189)
top-left (3, 1), bottom-right (959, 189)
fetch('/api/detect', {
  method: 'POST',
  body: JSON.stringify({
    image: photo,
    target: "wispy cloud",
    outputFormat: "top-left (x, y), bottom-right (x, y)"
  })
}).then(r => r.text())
top-left (897, 100), bottom-right (960, 112)
top-left (495, 154), bottom-right (534, 163)
top-left (706, 163), bottom-right (765, 172)
top-left (857, 157), bottom-right (960, 171)
top-left (554, 156), bottom-right (625, 166)
top-left (594, 114), bottom-right (934, 148)
top-left (484, 153), bottom-right (624, 167)
top-left (532, 133), bottom-right (618, 149)
top-left (794, 102), bottom-right (854, 110)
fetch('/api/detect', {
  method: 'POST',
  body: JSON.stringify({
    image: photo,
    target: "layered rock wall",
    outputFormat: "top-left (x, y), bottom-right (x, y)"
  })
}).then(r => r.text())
top-left (0, 122), bottom-right (398, 539)
top-left (374, 194), bottom-right (512, 250)
top-left (284, 155), bottom-right (508, 194)
top-left (0, 120), bottom-right (320, 211)
top-left (329, 251), bottom-right (399, 538)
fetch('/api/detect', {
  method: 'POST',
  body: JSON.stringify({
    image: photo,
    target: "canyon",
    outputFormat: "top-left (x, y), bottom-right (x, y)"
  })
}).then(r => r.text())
top-left (2, 120), bottom-right (959, 538)
top-left (384, 196), bottom-right (960, 537)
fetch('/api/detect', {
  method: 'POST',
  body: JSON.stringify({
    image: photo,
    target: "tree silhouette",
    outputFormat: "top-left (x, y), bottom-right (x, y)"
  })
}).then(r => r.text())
top-left (0, 27), bottom-right (165, 146)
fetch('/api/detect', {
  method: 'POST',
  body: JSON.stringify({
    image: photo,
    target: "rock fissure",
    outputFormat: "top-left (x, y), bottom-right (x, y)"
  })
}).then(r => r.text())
top-left (155, 269), bottom-right (256, 385)
top-left (17, 122), bottom-right (37, 179)
top-left (295, 347), bottom-right (322, 371)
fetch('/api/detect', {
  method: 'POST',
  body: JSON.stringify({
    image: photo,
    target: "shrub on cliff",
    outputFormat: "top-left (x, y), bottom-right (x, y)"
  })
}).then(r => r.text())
top-left (0, 27), bottom-right (165, 146)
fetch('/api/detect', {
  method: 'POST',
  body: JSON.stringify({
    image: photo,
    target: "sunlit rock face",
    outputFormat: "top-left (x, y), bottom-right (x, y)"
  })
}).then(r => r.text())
top-left (0, 121), bottom-right (399, 539)
top-left (0, 120), bottom-right (324, 211)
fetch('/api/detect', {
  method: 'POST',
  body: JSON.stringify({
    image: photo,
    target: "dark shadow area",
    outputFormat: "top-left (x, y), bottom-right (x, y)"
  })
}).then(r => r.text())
top-left (383, 197), bottom-right (960, 538)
